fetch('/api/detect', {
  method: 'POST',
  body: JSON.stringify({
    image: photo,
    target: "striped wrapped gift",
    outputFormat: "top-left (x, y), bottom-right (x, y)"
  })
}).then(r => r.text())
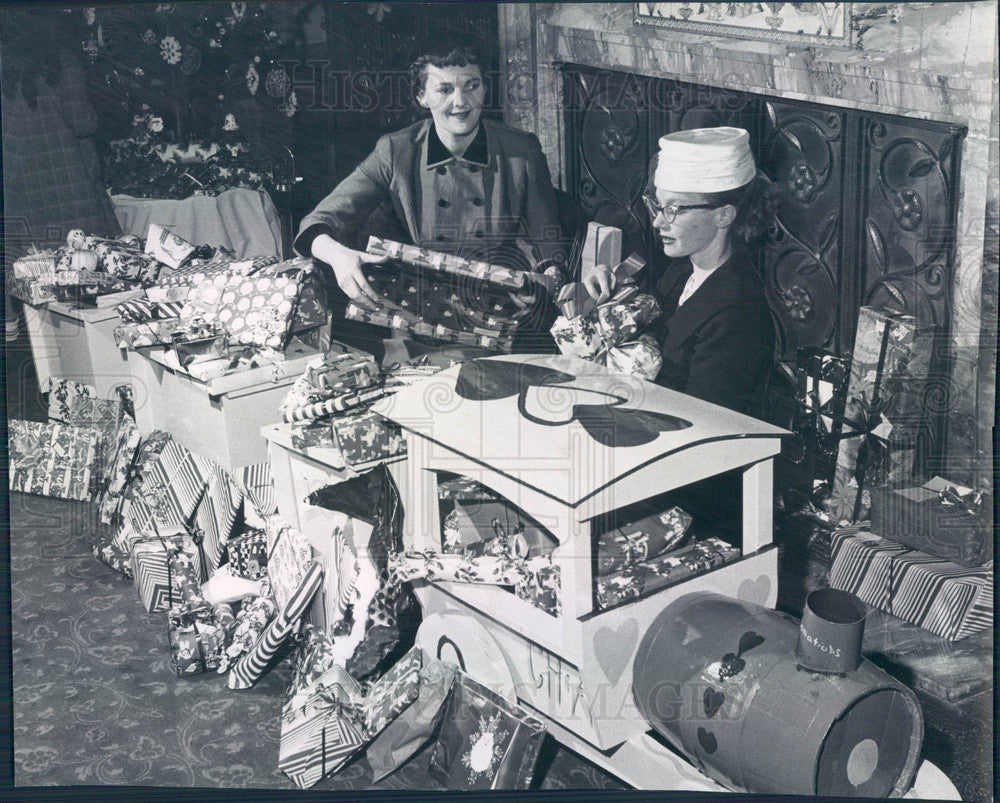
top-left (238, 462), bottom-right (277, 522)
top-left (281, 386), bottom-right (389, 424)
top-left (190, 462), bottom-right (243, 574)
top-left (228, 561), bottom-right (324, 690)
top-left (115, 298), bottom-right (185, 322)
top-left (829, 529), bottom-right (993, 641)
top-left (130, 530), bottom-right (204, 614)
top-left (279, 664), bottom-right (366, 789)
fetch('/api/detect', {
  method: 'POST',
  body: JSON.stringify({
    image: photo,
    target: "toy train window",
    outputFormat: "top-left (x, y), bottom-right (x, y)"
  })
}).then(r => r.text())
top-left (590, 469), bottom-right (744, 612)
top-left (435, 471), bottom-right (561, 617)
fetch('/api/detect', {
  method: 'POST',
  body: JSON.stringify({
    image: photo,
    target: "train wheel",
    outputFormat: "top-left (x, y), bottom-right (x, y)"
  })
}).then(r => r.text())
top-left (416, 611), bottom-right (517, 702)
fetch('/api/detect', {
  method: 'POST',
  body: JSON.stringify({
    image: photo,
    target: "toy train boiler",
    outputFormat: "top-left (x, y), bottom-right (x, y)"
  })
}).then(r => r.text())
top-left (373, 355), bottom-right (924, 795)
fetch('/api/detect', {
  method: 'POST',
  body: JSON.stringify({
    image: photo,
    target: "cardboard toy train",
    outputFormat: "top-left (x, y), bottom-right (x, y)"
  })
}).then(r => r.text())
top-left (372, 355), bottom-right (924, 796)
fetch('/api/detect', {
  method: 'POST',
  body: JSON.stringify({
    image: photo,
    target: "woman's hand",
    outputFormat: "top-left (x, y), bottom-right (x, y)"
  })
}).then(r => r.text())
top-left (311, 234), bottom-right (385, 309)
top-left (581, 263), bottom-right (616, 302)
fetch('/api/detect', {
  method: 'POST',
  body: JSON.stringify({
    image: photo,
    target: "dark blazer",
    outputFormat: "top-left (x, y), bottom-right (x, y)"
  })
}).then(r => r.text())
top-left (651, 248), bottom-right (774, 417)
top-left (294, 118), bottom-right (563, 268)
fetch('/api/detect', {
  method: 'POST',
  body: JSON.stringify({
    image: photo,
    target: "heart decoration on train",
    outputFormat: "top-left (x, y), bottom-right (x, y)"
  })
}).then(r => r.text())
top-left (454, 359), bottom-right (692, 449)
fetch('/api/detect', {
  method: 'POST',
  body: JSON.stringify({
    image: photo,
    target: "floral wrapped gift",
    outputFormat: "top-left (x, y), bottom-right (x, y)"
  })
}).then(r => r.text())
top-left (514, 562), bottom-right (561, 617)
top-left (99, 414), bottom-right (142, 525)
top-left (279, 664), bottom-right (367, 789)
top-left (218, 594), bottom-right (278, 673)
top-left (47, 377), bottom-right (96, 423)
top-left (389, 548), bottom-right (551, 588)
top-left (8, 419), bottom-right (98, 502)
top-left (168, 601), bottom-right (235, 676)
top-left (829, 529), bottom-right (993, 641)
top-left (595, 504), bottom-right (693, 576)
top-left (362, 645), bottom-right (424, 738)
top-left (331, 410), bottom-right (407, 470)
top-left (427, 671), bottom-right (546, 790)
top-left (227, 529), bottom-right (269, 580)
top-left (8, 277), bottom-right (56, 306)
top-left (131, 530), bottom-right (205, 613)
top-left (287, 624), bottom-right (339, 705)
top-left (595, 537), bottom-right (741, 611)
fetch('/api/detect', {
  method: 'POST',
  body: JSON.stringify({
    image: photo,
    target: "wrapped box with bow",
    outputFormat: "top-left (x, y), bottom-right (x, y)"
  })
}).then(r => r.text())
top-left (168, 600), bottom-right (236, 676)
top-left (550, 255), bottom-right (663, 381)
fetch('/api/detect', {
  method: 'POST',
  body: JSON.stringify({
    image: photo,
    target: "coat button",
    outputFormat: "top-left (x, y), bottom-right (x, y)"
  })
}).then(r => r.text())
top-left (436, 165), bottom-right (447, 175)
top-left (438, 199), bottom-right (450, 208)
top-left (467, 164), bottom-right (479, 173)
top-left (471, 197), bottom-right (484, 207)
top-left (473, 230), bottom-right (485, 238)
top-left (435, 235), bottom-right (447, 242)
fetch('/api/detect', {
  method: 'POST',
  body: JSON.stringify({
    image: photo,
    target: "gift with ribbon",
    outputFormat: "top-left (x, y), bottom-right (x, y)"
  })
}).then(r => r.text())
top-left (550, 255), bottom-right (662, 381)
top-left (13, 249), bottom-right (57, 281)
top-left (279, 664), bottom-right (367, 789)
top-left (99, 414), bottom-right (142, 525)
top-left (330, 410), bottom-right (407, 470)
top-left (442, 499), bottom-right (556, 559)
top-left (8, 419), bottom-right (98, 502)
top-left (869, 476), bottom-right (992, 567)
top-left (190, 461), bottom-right (244, 574)
top-left (168, 600), bottom-right (235, 676)
top-left (218, 593), bottom-right (278, 673)
top-left (366, 236), bottom-right (531, 291)
top-left (829, 529), bottom-right (993, 641)
top-left (47, 377), bottom-right (96, 423)
top-left (227, 529), bottom-right (269, 580)
top-left (130, 528), bottom-right (206, 613)
top-left (67, 396), bottom-right (122, 495)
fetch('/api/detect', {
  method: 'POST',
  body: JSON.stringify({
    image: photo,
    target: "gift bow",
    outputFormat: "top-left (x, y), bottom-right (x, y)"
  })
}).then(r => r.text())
top-left (555, 253), bottom-right (646, 320)
top-left (939, 486), bottom-right (985, 516)
top-left (613, 530), bottom-right (649, 564)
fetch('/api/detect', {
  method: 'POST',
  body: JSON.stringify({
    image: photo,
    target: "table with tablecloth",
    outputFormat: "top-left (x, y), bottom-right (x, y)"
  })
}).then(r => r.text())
top-left (112, 187), bottom-right (284, 260)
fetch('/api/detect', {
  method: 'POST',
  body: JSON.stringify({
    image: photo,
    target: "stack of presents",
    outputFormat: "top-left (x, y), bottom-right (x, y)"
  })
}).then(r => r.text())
top-left (10, 223), bottom-right (329, 383)
top-left (776, 306), bottom-right (993, 644)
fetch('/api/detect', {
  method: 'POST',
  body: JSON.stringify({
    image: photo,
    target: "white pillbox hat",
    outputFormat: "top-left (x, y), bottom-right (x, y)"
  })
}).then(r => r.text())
top-left (654, 127), bottom-right (756, 193)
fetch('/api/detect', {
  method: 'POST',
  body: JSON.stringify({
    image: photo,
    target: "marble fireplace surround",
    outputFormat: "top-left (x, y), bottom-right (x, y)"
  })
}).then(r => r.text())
top-left (498, 2), bottom-right (998, 481)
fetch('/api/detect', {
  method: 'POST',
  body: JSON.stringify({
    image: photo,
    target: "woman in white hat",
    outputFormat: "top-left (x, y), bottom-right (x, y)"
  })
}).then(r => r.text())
top-left (583, 126), bottom-right (774, 417)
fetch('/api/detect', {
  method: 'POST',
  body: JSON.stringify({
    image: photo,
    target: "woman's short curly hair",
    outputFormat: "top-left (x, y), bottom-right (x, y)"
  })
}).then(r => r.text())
top-left (409, 47), bottom-right (483, 102)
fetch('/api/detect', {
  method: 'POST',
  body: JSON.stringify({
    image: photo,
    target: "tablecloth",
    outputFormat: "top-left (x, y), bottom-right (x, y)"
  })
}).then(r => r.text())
top-left (112, 188), bottom-right (283, 260)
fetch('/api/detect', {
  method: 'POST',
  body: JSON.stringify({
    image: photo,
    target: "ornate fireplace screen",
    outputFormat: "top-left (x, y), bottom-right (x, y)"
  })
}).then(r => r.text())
top-left (561, 64), bottom-right (965, 465)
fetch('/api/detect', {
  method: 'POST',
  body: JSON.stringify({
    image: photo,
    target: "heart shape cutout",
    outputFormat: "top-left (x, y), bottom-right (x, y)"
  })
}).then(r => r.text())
top-left (738, 631), bottom-right (765, 656)
top-left (718, 653), bottom-right (746, 681)
top-left (703, 687), bottom-right (725, 719)
top-left (737, 575), bottom-right (772, 606)
top-left (593, 618), bottom-right (639, 685)
top-left (455, 360), bottom-right (575, 402)
top-left (572, 404), bottom-right (692, 448)
top-left (697, 727), bottom-right (718, 754)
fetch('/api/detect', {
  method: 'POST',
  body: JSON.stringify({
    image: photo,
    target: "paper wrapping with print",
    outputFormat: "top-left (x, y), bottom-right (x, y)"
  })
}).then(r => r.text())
top-left (290, 420), bottom-right (339, 452)
top-left (115, 298), bottom-right (185, 322)
top-left (8, 420), bottom-right (98, 502)
top-left (362, 645), bottom-right (424, 738)
top-left (346, 303), bottom-right (511, 351)
top-left (366, 658), bottom-right (459, 783)
top-left (168, 601), bottom-right (234, 676)
top-left (389, 549), bottom-right (552, 588)
top-left (514, 561), bottom-right (561, 616)
top-left (279, 664), bottom-right (367, 789)
top-left (213, 272), bottom-right (303, 350)
top-left (290, 274), bottom-right (328, 333)
top-left (239, 462), bottom-right (277, 521)
top-left (8, 277), bottom-right (56, 306)
top-left (427, 671), bottom-right (546, 790)
top-left (581, 222), bottom-right (623, 278)
top-left (13, 251), bottom-right (57, 281)
top-left (144, 223), bottom-right (196, 270)
top-left (227, 529), bottom-right (269, 580)
top-left (130, 531), bottom-right (204, 613)
top-left (555, 253), bottom-right (645, 320)
top-left (114, 318), bottom-right (190, 349)
top-left (829, 529), bottom-right (993, 641)
top-left (288, 624), bottom-right (340, 704)
top-left (178, 270), bottom-right (237, 326)
top-left (68, 397), bottom-right (122, 496)
top-left (93, 528), bottom-right (133, 578)
top-left (595, 537), bottom-right (741, 611)
top-left (218, 594), bottom-right (278, 673)
top-left (47, 378), bottom-right (96, 423)
top-left (190, 461), bottom-right (243, 574)
top-left (55, 234), bottom-right (157, 283)
top-left (282, 386), bottom-right (389, 425)
top-left (869, 478), bottom-right (992, 567)
top-left (265, 516), bottom-right (314, 611)
top-left (442, 499), bottom-right (556, 559)
top-left (366, 236), bottom-right (528, 290)
top-left (595, 504), bottom-right (693, 576)
top-left (331, 410), bottom-right (407, 470)
top-left (306, 351), bottom-right (381, 395)
top-left (99, 414), bottom-right (142, 524)
top-left (438, 475), bottom-right (501, 503)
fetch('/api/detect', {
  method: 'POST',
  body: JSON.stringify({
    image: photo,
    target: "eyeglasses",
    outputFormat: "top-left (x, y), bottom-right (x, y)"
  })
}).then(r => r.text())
top-left (642, 195), bottom-right (717, 222)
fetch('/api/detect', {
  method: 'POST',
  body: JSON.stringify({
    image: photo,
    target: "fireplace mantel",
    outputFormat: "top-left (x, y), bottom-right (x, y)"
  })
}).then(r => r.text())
top-left (498, 2), bottom-right (998, 483)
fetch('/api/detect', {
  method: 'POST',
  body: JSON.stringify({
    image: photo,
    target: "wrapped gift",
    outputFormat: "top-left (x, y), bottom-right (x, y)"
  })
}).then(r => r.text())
top-left (190, 462), bottom-right (243, 573)
top-left (595, 537), bottom-right (741, 611)
top-left (227, 529), bottom-right (269, 580)
top-left (279, 664), bottom-right (367, 789)
top-left (345, 303), bottom-right (510, 351)
top-left (92, 527), bottom-right (133, 578)
top-left (427, 672), bottom-right (546, 790)
top-left (830, 306), bottom-right (934, 521)
top-left (13, 250), bottom-right (57, 281)
top-left (265, 516), bottom-right (314, 610)
top-left (595, 504), bottom-right (693, 575)
top-left (869, 477), bottom-right (991, 567)
top-left (389, 549), bottom-right (551, 588)
top-left (288, 624), bottom-right (339, 704)
top-left (115, 298), bottom-right (185, 322)
top-left (362, 645), bottom-right (424, 738)
top-left (438, 475), bottom-right (501, 503)
top-left (213, 272), bottom-right (304, 350)
top-left (219, 594), bottom-right (278, 673)
top-left (227, 561), bottom-right (324, 690)
top-left (47, 377), bottom-right (96, 423)
top-left (114, 318), bottom-right (189, 349)
top-left (144, 223), bottom-right (195, 269)
top-left (514, 562), bottom-right (561, 616)
top-left (90, 235), bottom-right (160, 283)
top-left (581, 222), bottom-right (623, 277)
top-left (239, 462), bottom-right (277, 520)
top-left (178, 270), bottom-right (237, 325)
top-left (331, 410), bottom-right (407, 470)
top-left (131, 530), bottom-right (204, 613)
top-left (290, 419), bottom-right (339, 451)
top-left (290, 274), bottom-right (328, 334)
top-left (443, 499), bottom-right (556, 558)
top-left (8, 277), bottom-right (56, 306)
top-left (366, 236), bottom-right (529, 290)
top-left (99, 414), bottom-right (142, 524)
top-left (282, 386), bottom-right (389, 425)
top-left (67, 397), bottom-right (122, 493)
top-left (168, 600), bottom-right (234, 676)
top-left (829, 529), bottom-right (993, 641)
top-left (307, 351), bottom-right (381, 395)
top-left (8, 420), bottom-right (97, 502)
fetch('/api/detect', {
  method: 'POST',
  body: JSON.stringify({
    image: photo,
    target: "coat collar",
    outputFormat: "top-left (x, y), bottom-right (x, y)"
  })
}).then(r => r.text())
top-left (425, 120), bottom-right (489, 169)
top-left (660, 252), bottom-right (750, 346)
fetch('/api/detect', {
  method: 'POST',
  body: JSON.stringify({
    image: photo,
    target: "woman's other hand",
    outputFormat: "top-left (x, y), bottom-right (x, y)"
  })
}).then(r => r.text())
top-left (311, 234), bottom-right (385, 309)
top-left (581, 263), bottom-right (616, 302)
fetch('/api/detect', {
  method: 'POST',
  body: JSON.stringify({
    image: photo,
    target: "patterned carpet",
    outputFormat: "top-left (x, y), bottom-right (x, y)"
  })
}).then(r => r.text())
top-left (8, 493), bottom-right (625, 792)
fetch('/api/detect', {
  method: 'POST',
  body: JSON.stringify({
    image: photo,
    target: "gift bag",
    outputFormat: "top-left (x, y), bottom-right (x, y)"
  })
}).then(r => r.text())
top-left (427, 672), bottom-right (546, 790)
